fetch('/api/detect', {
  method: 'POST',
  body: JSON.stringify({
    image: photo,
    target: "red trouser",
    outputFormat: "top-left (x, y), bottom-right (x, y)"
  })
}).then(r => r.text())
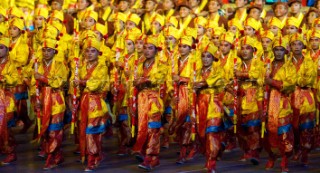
top-left (86, 133), bottom-right (103, 168)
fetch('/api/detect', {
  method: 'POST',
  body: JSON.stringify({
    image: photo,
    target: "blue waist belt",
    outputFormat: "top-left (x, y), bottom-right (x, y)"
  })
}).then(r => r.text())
top-left (278, 124), bottom-right (292, 135)
top-left (206, 125), bottom-right (224, 133)
top-left (86, 124), bottom-right (106, 134)
top-left (48, 122), bottom-right (64, 131)
top-left (299, 120), bottom-right (315, 130)
top-left (148, 122), bottom-right (161, 128)
top-left (14, 92), bottom-right (28, 100)
top-left (7, 119), bottom-right (16, 128)
top-left (164, 106), bottom-right (172, 114)
top-left (242, 119), bottom-right (261, 127)
top-left (118, 114), bottom-right (128, 121)
top-left (185, 115), bottom-right (191, 122)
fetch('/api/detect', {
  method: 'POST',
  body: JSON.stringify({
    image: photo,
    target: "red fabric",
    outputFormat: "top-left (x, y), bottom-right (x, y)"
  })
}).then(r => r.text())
top-left (79, 93), bottom-right (89, 159)
top-left (38, 87), bottom-right (52, 139)
top-left (86, 133), bottom-right (102, 168)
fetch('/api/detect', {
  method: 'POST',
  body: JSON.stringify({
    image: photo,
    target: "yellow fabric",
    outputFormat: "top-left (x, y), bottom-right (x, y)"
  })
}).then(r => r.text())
top-left (50, 10), bottom-right (64, 22)
top-left (84, 10), bottom-right (98, 22)
top-left (166, 16), bottom-right (178, 28)
top-left (8, 6), bottom-right (24, 19)
top-left (260, 30), bottom-right (275, 42)
top-left (273, 35), bottom-right (288, 48)
top-left (43, 38), bottom-right (58, 50)
top-left (271, 61), bottom-right (296, 118)
top-left (35, 8), bottom-right (49, 19)
top-left (203, 42), bottom-right (218, 57)
top-left (83, 37), bottom-right (102, 51)
top-left (0, 37), bottom-right (10, 48)
top-left (127, 13), bottom-right (141, 26)
top-left (286, 17), bottom-right (300, 28)
top-left (244, 17), bottom-right (262, 31)
top-left (179, 35), bottom-right (193, 47)
top-left (194, 16), bottom-right (207, 27)
top-left (228, 18), bottom-right (244, 31)
top-left (164, 26), bottom-right (180, 40)
top-left (152, 13), bottom-right (165, 26)
top-left (9, 18), bottom-right (24, 30)
top-left (268, 17), bottom-right (283, 29)
top-left (220, 31), bottom-right (235, 44)
top-left (9, 35), bottom-right (29, 69)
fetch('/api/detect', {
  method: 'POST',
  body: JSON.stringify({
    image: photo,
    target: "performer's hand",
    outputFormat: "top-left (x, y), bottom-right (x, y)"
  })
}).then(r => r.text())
top-left (265, 77), bottom-right (272, 85)
top-left (193, 82), bottom-right (203, 89)
top-left (133, 77), bottom-right (144, 86)
top-left (23, 78), bottom-right (30, 86)
top-left (171, 97), bottom-right (179, 105)
top-left (234, 70), bottom-right (241, 77)
top-left (172, 75), bottom-right (180, 82)
top-left (115, 61), bottom-right (124, 69)
top-left (34, 72), bottom-right (43, 80)
top-left (73, 79), bottom-right (80, 87)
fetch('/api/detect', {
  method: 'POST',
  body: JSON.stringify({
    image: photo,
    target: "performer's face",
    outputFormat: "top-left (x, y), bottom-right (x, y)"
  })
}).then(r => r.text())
top-left (244, 26), bottom-right (255, 37)
top-left (145, 1), bottom-right (156, 12)
top-left (274, 4), bottom-right (288, 18)
top-left (308, 12), bottom-right (318, 25)
top-left (126, 20), bottom-right (136, 30)
top-left (208, 1), bottom-right (220, 13)
top-left (135, 40), bottom-right (144, 53)
top-left (189, 0), bottom-right (200, 8)
top-left (261, 37), bottom-right (272, 52)
top-left (94, 31), bottom-right (103, 41)
top-left (151, 21), bottom-right (162, 34)
top-left (77, 0), bottom-right (90, 10)
top-left (163, 0), bottom-right (175, 11)
top-left (144, 43), bottom-right (157, 59)
top-left (253, 0), bottom-right (264, 6)
top-left (290, 40), bottom-right (304, 55)
top-left (309, 37), bottom-right (320, 50)
top-left (179, 7), bottom-right (190, 18)
top-left (228, 26), bottom-right (238, 35)
top-left (212, 35), bottom-right (220, 47)
top-left (9, 26), bottom-right (21, 38)
top-left (240, 45), bottom-right (254, 60)
top-left (286, 25), bottom-right (298, 35)
top-left (197, 25), bottom-right (205, 37)
top-left (249, 8), bottom-right (261, 20)
top-left (100, 0), bottom-right (110, 7)
top-left (34, 16), bottom-right (45, 29)
top-left (290, 2), bottom-right (301, 14)
top-left (315, 23), bottom-right (320, 30)
top-left (0, 14), bottom-right (4, 23)
top-left (269, 25), bottom-right (279, 36)
top-left (201, 52), bottom-right (214, 67)
top-left (84, 17), bottom-right (96, 30)
top-left (219, 41), bottom-right (232, 56)
top-left (126, 40), bottom-right (135, 54)
top-left (51, 1), bottom-right (63, 10)
top-left (273, 46), bottom-right (286, 61)
top-left (85, 47), bottom-right (99, 62)
top-left (165, 36), bottom-right (177, 48)
top-left (42, 47), bottom-right (55, 60)
top-left (119, 1), bottom-right (129, 12)
top-left (235, 0), bottom-right (246, 8)
top-left (178, 44), bottom-right (191, 57)
top-left (0, 44), bottom-right (8, 58)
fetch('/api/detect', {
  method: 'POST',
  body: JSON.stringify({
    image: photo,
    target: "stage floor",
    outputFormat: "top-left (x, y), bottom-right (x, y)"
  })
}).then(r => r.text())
top-left (1, 126), bottom-right (320, 173)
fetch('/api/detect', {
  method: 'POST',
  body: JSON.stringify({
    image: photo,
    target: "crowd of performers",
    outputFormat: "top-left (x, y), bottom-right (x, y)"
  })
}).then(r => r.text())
top-left (2, 0), bottom-right (320, 172)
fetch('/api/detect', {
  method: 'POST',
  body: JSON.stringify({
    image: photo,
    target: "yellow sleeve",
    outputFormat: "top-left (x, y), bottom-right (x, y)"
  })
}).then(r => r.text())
top-left (47, 61), bottom-right (68, 88)
top-left (206, 62), bottom-right (225, 88)
top-left (2, 61), bottom-right (18, 86)
top-left (281, 61), bottom-right (297, 92)
top-left (86, 64), bottom-right (108, 92)
top-left (297, 58), bottom-right (317, 87)
top-left (11, 41), bottom-right (29, 67)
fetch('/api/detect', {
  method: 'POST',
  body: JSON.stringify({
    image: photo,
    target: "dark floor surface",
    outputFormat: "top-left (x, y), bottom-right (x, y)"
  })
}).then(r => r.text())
top-left (1, 125), bottom-right (320, 173)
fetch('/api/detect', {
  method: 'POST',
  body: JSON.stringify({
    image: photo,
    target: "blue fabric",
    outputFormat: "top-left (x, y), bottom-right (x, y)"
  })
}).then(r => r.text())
top-left (299, 120), bottom-right (315, 130)
top-left (223, 118), bottom-right (233, 130)
top-left (308, 0), bottom-right (315, 6)
top-left (14, 92), bottom-right (28, 100)
top-left (118, 114), bottom-right (128, 121)
top-left (29, 25), bottom-right (35, 31)
top-left (86, 124), bottom-right (106, 134)
top-left (228, 109), bottom-right (234, 117)
top-left (278, 124), bottom-right (292, 135)
top-left (206, 126), bottom-right (223, 133)
top-left (185, 115), bottom-right (191, 122)
top-left (164, 106), bottom-right (172, 114)
top-left (242, 119), bottom-right (261, 127)
top-left (7, 119), bottom-right (15, 128)
top-left (48, 122), bottom-right (64, 131)
top-left (64, 110), bottom-right (72, 124)
top-left (148, 122), bottom-right (162, 128)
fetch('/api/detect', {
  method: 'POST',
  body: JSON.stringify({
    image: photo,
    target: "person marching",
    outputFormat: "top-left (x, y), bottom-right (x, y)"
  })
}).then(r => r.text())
top-left (0, 37), bottom-right (19, 165)
top-left (264, 36), bottom-right (296, 173)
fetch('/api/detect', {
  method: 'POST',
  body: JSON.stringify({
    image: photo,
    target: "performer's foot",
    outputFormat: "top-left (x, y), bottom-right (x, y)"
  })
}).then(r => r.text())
top-left (84, 166), bottom-right (95, 172)
top-left (43, 163), bottom-right (58, 170)
top-left (281, 167), bottom-right (289, 173)
top-left (161, 143), bottom-right (169, 149)
top-left (301, 154), bottom-right (309, 167)
top-left (1, 154), bottom-right (17, 165)
top-left (135, 154), bottom-right (144, 163)
top-left (239, 153), bottom-right (249, 162)
top-left (138, 163), bottom-right (152, 171)
top-left (19, 121), bottom-right (33, 133)
top-left (176, 157), bottom-right (186, 164)
top-left (208, 169), bottom-right (216, 173)
top-left (250, 157), bottom-right (260, 165)
top-left (224, 143), bottom-right (236, 153)
top-left (292, 150), bottom-right (301, 161)
top-left (38, 150), bottom-right (46, 158)
top-left (265, 159), bottom-right (275, 170)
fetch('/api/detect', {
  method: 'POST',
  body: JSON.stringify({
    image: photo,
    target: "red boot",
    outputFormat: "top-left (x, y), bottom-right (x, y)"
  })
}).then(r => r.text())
top-left (43, 154), bottom-right (56, 170)
top-left (265, 158), bottom-right (275, 170)
top-left (206, 160), bottom-right (216, 173)
top-left (1, 153), bottom-right (17, 165)
top-left (176, 146), bottom-right (187, 164)
top-left (280, 156), bottom-right (289, 173)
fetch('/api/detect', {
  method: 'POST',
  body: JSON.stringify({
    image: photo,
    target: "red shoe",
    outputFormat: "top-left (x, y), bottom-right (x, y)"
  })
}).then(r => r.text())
top-left (292, 150), bottom-right (301, 161)
top-left (239, 153), bottom-right (249, 162)
top-left (176, 157), bottom-right (186, 164)
top-left (38, 150), bottom-right (46, 158)
top-left (1, 154), bottom-right (17, 165)
top-left (84, 166), bottom-right (95, 172)
top-left (301, 153), bottom-right (309, 167)
top-left (265, 159), bottom-right (275, 170)
top-left (225, 143), bottom-right (236, 153)
top-left (138, 162), bottom-right (152, 171)
top-left (281, 167), bottom-right (289, 173)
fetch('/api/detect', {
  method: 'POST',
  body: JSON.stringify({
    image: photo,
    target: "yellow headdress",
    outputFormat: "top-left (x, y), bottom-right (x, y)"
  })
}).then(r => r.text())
top-left (0, 7), bottom-right (7, 19)
top-left (152, 14), bottom-right (165, 26)
top-left (0, 37), bottom-right (10, 48)
top-left (35, 8), bottom-right (49, 19)
top-left (83, 37), bottom-right (102, 51)
top-left (260, 30), bottom-right (275, 41)
top-left (43, 24), bottom-right (59, 39)
top-left (286, 17), bottom-right (300, 28)
top-left (145, 35), bottom-right (159, 47)
top-left (166, 16), bottom-right (178, 28)
top-left (228, 18), bottom-right (244, 31)
top-left (220, 31), bottom-right (235, 44)
top-left (179, 35), bottom-right (193, 47)
top-left (244, 17), bottom-right (262, 31)
top-left (112, 12), bottom-right (127, 22)
top-left (194, 16), bottom-right (208, 27)
top-left (50, 10), bottom-right (64, 22)
top-left (204, 42), bottom-right (218, 56)
top-left (127, 13), bottom-right (141, 26)
top-left (240, 36), bottom-right (257, 49)
top-left (43, 38), bottom-right (58, 50)
top-left (290, 32), bottom-right (306, 45)
top-left (269, 17), bottom-right (283, 29)
top-left (84, 10), bottom-right (98, 22)
top-left (9, 18), bottom-right (25, 30)
top-left (164, 26), bottom-right (180, 40)
top-left (8, 6), bottom-right (24, 19)
top-left (94, 23), bottom-right (108, 37)
top-left (308, 29), bottom-right (320, 41)
top-left (273, 36), bottom-right (288, 49)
